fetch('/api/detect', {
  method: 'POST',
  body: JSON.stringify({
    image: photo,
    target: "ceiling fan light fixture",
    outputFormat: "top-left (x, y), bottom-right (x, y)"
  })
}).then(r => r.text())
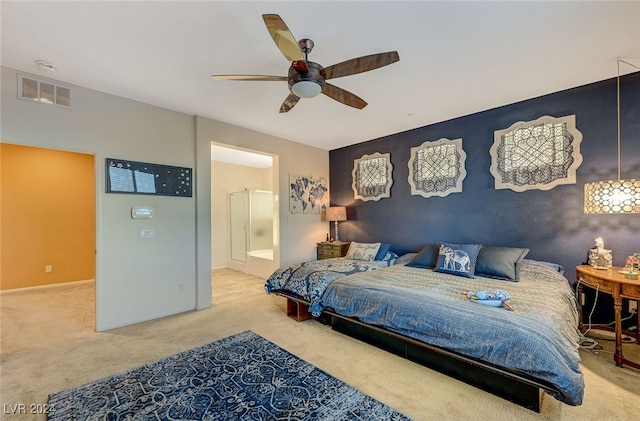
top-left (288, 61), bottom-right (325, 99)
top-left (291, 80), bottom-right (322, 98)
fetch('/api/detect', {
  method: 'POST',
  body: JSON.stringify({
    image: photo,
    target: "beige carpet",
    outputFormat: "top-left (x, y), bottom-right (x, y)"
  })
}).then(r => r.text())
top-left (1, 269), bottom-right (639, 420)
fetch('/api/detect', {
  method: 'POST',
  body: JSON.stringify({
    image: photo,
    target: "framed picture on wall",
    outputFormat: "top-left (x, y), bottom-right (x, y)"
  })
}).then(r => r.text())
top-left (106, 158), bottom-right (192, 197)
top-left (289, 174), bottom-right (328, 214)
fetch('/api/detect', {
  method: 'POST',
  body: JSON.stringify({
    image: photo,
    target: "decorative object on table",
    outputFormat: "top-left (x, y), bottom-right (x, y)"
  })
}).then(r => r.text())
top-left (584, 58), bottom-right (640, 214)
top-left (289, 174), bottom-right (328, 214)
top-left (621, 254), bottom-right (640, 280)
top-left (47, 331), bottom-right (409, 421)
top-left (588, 237), bottom-right (613, 269)
top-left (464, 289), bottom-right (514, 311)
top-left (326, 206), bottom-right (347, 242)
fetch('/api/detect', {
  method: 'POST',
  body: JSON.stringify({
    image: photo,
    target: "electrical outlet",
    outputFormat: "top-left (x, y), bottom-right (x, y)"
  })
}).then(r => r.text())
top-left (45, 265), bottom-right (52, 273)
top-left (629, 300), bottom-right (638, 313)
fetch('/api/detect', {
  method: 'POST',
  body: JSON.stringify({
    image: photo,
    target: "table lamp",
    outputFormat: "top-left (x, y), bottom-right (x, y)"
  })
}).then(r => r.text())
top-left (326, 206), bottom-right (347, 242)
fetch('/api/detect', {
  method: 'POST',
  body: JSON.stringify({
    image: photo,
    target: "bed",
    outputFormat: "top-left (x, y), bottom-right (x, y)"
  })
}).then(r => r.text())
top-left (266, 242), bottom-right (584, 411)
top-left (264, 242), bottom-right (398, 311)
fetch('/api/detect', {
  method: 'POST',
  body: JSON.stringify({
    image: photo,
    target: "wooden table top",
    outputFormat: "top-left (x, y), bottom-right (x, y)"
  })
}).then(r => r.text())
top-left (576, 265), bottom-right (640, 286)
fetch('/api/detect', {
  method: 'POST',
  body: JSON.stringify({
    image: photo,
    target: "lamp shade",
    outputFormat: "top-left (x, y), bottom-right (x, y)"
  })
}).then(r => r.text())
top-left (326, 206), bottom-right (347, 222)
top-left (584, 179), bottom-right (640, 214)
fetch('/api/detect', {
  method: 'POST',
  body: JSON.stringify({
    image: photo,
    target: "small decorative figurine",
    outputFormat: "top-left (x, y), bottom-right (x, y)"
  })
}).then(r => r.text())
top-left (588, 237), bottom-right (612, 269)
top-left (622, 254), bottom-right (640, 280)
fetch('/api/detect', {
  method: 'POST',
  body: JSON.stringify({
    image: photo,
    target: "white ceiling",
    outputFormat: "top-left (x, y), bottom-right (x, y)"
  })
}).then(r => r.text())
top-left (2, 1), bottom-right (639, 151)
top-left (211, 144), bottom-right (273, 168)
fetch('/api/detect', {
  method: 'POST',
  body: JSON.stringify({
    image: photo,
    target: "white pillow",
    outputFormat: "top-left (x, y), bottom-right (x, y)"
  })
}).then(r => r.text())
top-left (346, 242), bottom-right (381, 261)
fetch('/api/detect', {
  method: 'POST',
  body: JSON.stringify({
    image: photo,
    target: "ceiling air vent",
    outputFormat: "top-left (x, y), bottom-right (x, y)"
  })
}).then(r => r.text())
top-left (18, 74), bottom-right (71, 108)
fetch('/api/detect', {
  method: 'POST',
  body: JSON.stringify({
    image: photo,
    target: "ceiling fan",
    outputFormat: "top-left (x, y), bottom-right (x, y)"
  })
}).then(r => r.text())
top-left (211, 14), bottom-right (400, 113)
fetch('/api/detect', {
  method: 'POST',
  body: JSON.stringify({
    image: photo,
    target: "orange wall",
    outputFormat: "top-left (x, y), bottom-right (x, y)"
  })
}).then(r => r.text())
top-left (1, 143), bottom-right (95, 290)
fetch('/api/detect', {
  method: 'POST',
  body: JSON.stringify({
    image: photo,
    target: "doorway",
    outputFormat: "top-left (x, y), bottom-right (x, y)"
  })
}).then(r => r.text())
top-left (210, 143), bottom-right (278, 280)
top-left (0, 143), bottom-right (96, 328)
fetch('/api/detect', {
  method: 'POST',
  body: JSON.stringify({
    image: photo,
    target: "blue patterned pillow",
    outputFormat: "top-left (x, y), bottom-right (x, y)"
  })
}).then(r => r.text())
top-left (434, 242), bottom-right (482, 278)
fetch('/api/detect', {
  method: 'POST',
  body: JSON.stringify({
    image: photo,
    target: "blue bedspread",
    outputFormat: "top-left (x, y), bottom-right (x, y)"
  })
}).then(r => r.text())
top-left (265, 257), bottom-right (393, 310)
top-left (312, 260), bottom-right (584, 406)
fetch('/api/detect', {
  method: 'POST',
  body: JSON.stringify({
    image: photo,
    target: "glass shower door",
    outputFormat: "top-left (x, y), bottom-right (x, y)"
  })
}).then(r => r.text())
top-left (229, 191), bottom-right (247, 262)
top-left (248, 190), bottom-right (273, 251)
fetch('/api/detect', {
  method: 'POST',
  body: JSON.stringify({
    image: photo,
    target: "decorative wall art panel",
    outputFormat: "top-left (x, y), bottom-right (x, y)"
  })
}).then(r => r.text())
top-left (106, 158), bottom-right (192, 197)
top-left (352, 152), bottom-right (393, 201)
top-left (289, 174), bottom-right (328, 214)
top-left (408, 138), bottom-right (467, 198)
top-left (490, 115), bottom-right (583, 192)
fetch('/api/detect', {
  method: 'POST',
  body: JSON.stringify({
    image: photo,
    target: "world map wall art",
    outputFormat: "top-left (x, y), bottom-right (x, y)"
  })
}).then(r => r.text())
top-left (289, 174), bottom-right (328, 214)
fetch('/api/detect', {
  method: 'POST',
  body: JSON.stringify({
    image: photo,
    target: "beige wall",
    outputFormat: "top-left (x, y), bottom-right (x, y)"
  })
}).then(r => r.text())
top-left (195, 116), bottom-right (330, 285)
top-left (2, 67), bottom-right (196, 331)
top-left (211, 160), bottom-right (273, 269)
top-left (2, 66), bottom-right (330, 329)
top-left (0, 143), bottom-right (95, 290)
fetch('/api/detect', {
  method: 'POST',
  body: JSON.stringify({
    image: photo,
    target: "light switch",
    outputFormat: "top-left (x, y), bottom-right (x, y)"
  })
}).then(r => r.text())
top-left (139, 228), bottom-right (155, 239)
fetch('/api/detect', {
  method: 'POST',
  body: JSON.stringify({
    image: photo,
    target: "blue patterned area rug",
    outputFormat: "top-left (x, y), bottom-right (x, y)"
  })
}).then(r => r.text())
top-left (47, 330), bottom-right (410, 420)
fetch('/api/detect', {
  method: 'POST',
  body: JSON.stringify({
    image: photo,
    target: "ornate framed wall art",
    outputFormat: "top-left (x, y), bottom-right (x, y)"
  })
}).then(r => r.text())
top-left (408, 138), bottom-right (467, 198)
top-left (352, 152), bottom-right (393, 201)
top-left (490, 115), bottom-right (583, 192)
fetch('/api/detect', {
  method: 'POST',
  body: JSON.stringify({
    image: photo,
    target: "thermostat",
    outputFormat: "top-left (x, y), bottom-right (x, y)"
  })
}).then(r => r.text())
top-left (131, 207), bottom-right (154, 219)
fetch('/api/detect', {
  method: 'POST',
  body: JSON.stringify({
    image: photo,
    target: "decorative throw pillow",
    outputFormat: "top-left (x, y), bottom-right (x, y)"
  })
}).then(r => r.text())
top-left (394, 252), bottom-right (418, 266)
top-left (434, 242), bottom-right (482, 278)
top-left (475, 246), bottom-right (529, 282)
top-left (346, 242), bottom-right (381, 261)
top-left (375, 243), bottom-right (392, 261)
top-left (406, 244), bottom-right (440, 268)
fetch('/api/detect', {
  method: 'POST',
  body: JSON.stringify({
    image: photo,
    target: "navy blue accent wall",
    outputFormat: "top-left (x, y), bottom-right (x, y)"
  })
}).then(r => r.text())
top-left (329, 72), bottom-right (640, 285)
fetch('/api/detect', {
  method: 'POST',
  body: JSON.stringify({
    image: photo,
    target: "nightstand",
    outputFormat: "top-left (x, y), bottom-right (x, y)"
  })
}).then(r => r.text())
top-left (317, 241), bottom-right (351, 260)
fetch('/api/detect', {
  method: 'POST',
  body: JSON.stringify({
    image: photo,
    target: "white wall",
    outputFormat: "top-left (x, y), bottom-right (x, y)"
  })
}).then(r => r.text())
top-left (211, 161), bottom-right (272, 269)
top-left (2, 66), bottom-right (330, 329)
top-left (1, 67), bottom-right (196, 331)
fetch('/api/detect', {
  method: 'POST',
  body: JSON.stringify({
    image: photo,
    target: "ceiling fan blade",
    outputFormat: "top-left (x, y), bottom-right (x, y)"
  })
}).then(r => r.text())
top-left (279, 93), bottom-right (301, 113)
top-left (324, 51), bottom-right (399, 80)
top-left (211, 74), bottom-right (287, 81)
top-left (322, 83), bottom-right (367, 109)
top-left (263, 14), bottom-right (304, 62)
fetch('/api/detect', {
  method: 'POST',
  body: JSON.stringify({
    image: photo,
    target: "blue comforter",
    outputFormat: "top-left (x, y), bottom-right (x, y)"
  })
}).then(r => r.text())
top-left (312, 260), bottom-right (584, 406)
top-left (265, 257), bottom-right (393, 310)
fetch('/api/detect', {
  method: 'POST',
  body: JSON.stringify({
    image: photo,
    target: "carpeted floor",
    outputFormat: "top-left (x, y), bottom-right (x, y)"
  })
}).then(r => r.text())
top-left (1, 269), bottom-right (639, 420)
top-left (47, 330), bottom-right (409, 420)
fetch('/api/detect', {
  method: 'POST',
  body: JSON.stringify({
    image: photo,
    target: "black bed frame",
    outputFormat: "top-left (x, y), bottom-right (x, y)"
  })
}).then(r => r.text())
top-left (276, 292), bottom-right (560, 412)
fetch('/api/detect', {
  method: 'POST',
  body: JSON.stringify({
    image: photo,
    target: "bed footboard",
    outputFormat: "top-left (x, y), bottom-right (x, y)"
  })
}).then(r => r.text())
top-left (272, 291), bottom-right (558, 412)
top-left (329, 313), bottom-right (550, 412)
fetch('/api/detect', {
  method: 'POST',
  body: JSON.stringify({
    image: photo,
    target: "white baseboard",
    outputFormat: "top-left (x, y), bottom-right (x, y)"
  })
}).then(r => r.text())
top-left (0, 279), bottom-right (95, 295)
